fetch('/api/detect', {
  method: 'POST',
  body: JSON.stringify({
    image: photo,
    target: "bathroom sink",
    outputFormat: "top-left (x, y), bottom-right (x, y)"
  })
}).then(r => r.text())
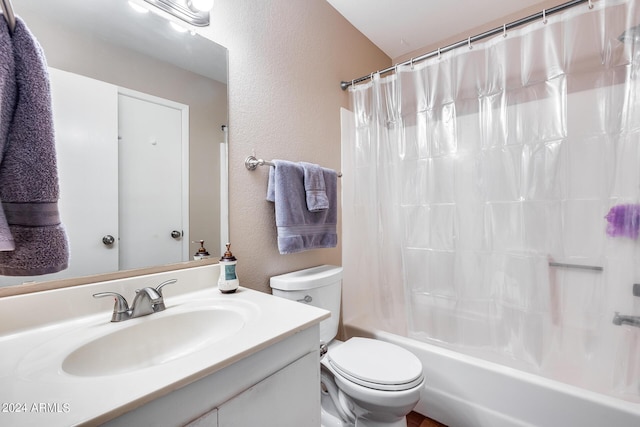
top-left (62, 308), bottom-right (245, 377)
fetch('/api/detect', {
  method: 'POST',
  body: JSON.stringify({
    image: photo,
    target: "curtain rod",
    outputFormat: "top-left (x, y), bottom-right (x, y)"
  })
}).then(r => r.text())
top-left (341, 0), bottom-right (593, 90)
top-left (0, 0), bottom-right (15, 34)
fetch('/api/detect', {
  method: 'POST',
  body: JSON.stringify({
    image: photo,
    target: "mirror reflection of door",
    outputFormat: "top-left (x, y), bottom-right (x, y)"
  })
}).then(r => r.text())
top-left (51, 68), bottom-right (119, 279)
top-left (118, 92), bottom-right (188, 270)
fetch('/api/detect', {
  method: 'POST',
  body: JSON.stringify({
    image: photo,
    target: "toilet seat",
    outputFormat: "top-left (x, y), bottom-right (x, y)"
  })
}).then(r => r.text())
top-left (327, 337), bottom-right (424, 392)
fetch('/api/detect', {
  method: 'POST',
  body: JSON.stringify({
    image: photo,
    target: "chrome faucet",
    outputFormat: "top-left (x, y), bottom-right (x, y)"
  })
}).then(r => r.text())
top-left (130, 287), bottom-right (163, 318)
top-left (93, 279), bottom-right (177, 322)
top-left (612, 312), bottom-right (640, 328)
top-left (612, 284), bottom-right (640, 328)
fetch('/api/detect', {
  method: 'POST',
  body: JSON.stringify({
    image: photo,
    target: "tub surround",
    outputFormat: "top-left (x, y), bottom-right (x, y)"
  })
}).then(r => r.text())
top-left (0, 264), bottom-right (329, 426)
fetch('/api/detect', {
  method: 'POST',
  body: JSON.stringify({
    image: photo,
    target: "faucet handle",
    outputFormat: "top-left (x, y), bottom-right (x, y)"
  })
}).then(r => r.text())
top-left (155, 279), bottom-right (177, 297)
top-left (93, 292), bottom-right (130, 322)
top-left (150, 279), bottom-right (176, 313)
top-left (93, 292), bottom-right (129, 312)
top-left (613, 311), bottom-right (622, 325)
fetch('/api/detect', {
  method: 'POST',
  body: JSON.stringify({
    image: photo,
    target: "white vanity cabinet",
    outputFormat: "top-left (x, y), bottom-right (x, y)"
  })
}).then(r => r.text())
top-left (104, 326), bottom-right (321, 427)
top-left (217, 350), bottom-right (320, 426)
top-left (185, 350), bottom-right (319, 427)
top-left (186, 409), bottom-right (218, 427)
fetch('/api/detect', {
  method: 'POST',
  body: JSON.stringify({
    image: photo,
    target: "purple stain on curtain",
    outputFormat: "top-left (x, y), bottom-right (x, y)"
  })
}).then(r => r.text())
top-left (605, 204), bottom-right (640, 239)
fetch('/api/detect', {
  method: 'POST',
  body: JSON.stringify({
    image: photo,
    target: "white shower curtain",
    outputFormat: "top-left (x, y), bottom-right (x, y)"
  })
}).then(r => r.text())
top-left (342, 0), bottom-right (640, 402)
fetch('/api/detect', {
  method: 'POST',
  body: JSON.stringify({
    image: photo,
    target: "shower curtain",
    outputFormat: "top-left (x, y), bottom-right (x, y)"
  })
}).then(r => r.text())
top-left (342, 0), bottom-right (640, 402)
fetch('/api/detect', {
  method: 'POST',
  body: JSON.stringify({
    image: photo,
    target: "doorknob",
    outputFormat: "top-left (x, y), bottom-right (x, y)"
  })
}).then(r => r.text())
top-left (171, 230), bottom-right (182, 239)
top-left (102, 235), bottom-right (115, 245)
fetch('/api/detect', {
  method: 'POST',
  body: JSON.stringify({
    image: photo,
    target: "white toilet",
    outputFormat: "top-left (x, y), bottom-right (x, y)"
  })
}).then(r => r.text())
top-left (270, 265), bottom-right (424, 427)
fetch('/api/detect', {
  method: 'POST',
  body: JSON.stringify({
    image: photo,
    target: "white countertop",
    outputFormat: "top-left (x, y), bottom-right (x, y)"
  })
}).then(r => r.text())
top-left (0, 265), bottom-right (329, 426)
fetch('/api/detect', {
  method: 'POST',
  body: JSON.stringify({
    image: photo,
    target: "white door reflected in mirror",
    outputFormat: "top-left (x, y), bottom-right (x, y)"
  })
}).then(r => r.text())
top-left (118, 93), bottom-right (188, 270)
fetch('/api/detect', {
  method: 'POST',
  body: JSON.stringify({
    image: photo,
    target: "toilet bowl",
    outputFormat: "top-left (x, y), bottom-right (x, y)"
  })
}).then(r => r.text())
top-left (270, 266), bottom-right (424, 427)
top-left (321, 339), bottom-right (423, 427)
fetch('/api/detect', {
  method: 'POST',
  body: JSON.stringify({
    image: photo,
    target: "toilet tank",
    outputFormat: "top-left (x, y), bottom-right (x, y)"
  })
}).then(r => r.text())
top-left (270, 265), bottom-right (342, 344)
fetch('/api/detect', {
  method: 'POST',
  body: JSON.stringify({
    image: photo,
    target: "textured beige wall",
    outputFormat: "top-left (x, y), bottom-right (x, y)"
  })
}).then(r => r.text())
top-left (208, 0), bottom-right (390, 293)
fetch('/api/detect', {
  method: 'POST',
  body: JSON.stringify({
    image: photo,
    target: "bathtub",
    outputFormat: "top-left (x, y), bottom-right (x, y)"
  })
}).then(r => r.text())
top-left (344, 321), bottom-right (640, 427)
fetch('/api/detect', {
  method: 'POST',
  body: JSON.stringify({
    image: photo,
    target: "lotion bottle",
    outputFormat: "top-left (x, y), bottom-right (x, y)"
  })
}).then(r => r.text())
top-left (218, 243), bottom-right (239, 293)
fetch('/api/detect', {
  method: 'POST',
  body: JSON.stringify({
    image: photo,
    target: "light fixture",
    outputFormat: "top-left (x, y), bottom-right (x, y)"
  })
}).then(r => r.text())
top-left (188, 0), bottom-right (214, 12)
top-left (128, 1), bottom-right (149, 14)
top-left (169, 21), bottom-right (188, 33)
top-left (143, 0), bottom-right (210, 27)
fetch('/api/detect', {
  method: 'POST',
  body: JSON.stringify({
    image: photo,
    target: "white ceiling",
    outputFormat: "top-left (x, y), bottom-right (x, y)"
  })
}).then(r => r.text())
top-left (326, 0), bottom-right (553, 59)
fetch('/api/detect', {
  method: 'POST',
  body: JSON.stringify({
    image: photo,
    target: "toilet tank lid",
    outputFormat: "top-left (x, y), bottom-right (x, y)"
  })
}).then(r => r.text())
top-left (270, 265), bottom-right (343, 291)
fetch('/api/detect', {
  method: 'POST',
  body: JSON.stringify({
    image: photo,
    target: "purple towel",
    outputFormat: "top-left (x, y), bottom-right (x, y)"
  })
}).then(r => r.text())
top-left (0, 17), bottom-right (69, 276)
top-left (0, 18), bottom-right (16, 252)
top-left (301, 162), bottom-right (329, 212)
top-left (267, 160), bottom-right (337, 254)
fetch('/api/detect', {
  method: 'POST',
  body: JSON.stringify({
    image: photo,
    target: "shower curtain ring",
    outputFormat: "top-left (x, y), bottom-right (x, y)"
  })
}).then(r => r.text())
top-left (410, 57), bottom-right (414, 69)
top-left (438, 47), bottom-right (441, 60)
top-left (370, 72), bottom-right (374, 81)
top-left (468, 36), bottom-right (473, 50)
top-left (588, 0), bottom-right (594, 9)
top-left (503, 23), bottom-right (507, 38)
top-left (542, 9), bottom-right (547, 24)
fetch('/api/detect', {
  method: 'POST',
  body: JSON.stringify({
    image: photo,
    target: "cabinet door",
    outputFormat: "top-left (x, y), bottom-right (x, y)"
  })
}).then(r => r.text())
top-left (186, 408), bottom-right (218, 427)
top-left (218, 351), bottom-right (320, 427)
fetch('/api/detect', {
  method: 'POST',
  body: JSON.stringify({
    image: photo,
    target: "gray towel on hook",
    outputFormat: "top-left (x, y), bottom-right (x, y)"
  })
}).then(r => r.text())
top-left (300, 162), bottom-right (329, 212)
top-left (267, 160), bottom-right (337, 254)
top-left (0, 16), bottom-right (69, 276)
top-left (0, 17), bottom-right (16, 251)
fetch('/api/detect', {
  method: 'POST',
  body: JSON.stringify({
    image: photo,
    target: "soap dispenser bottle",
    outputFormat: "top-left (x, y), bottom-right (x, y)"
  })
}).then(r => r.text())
top-left (193, 240), bottom-right (211, 260)
top-left (218, 243), bottom-right (239, 293)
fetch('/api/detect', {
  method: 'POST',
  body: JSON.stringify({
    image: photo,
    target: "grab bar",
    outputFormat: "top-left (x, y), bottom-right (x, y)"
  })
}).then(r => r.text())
top-left (548, 262), bottom-right (603, 272)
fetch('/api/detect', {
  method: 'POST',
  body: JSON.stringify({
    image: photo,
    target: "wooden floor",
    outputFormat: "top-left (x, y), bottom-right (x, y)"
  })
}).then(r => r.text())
top-left (407, 411), bottom-right (447, 427)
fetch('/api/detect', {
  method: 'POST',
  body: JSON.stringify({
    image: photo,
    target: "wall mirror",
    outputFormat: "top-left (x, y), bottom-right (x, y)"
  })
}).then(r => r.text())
top-left (0, 0), bottom-right (228, 290)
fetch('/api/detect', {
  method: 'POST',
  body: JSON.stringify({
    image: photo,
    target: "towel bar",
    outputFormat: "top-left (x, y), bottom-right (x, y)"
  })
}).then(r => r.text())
top-left (1, 0), bottom-right (16, 34)
top-left (244, 155), bottom-right (342, 177)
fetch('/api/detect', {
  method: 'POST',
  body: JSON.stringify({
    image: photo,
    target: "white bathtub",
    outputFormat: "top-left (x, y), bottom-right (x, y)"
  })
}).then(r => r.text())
top-left (345, 322), bottom-right (640, 427)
